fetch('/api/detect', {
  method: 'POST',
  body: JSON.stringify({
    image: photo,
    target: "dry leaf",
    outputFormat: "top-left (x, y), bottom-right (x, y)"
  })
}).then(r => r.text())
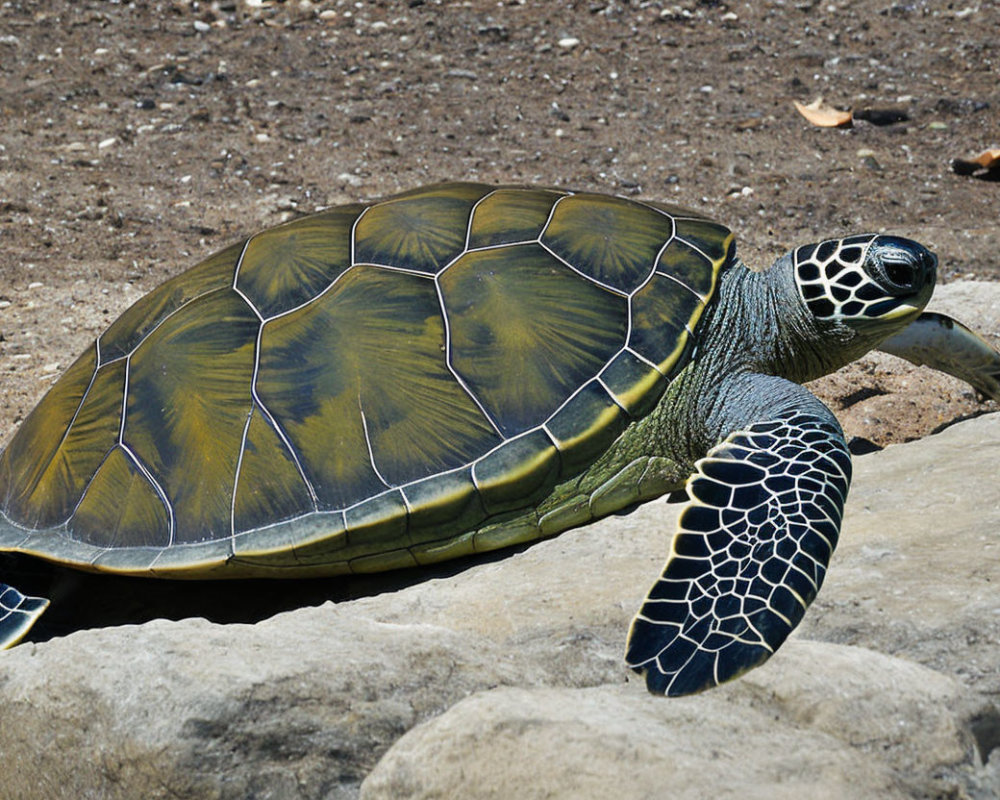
top-left (971, 149), bottom-right (1000, 169)
top-left (951, 148), bottom-right (1000, 177)
top-left (793, 98), bottom-right (853, 128)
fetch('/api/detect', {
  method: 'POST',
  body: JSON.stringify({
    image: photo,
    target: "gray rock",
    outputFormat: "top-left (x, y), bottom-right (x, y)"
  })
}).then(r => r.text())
top-left (804, 409), bottom-right (1000, 694)
top-left (360, 642), bottom-right (975, 800)
top-left (1, 410), bottom-right (999, 797)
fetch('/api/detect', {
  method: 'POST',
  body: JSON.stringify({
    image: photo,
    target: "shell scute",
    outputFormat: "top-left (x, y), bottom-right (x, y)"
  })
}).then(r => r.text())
top-left (473, 430), bottom-right (559, 515)
top-left (70, 446), bottom-right (170, 549)
top-left (354, 183), bottom-right (493, 274)
top-left (545, 380), bottom-right (629, 477)
top-left (468, 188), bottom-right (564, 248)
top-left (256, 266), bottom-right (501, 511)
top-left (124, 288), bottom-right (259, 544)
top-left (100, 241), bottom-right (242, 364)
top-left (440, 243), bottom-right (628, 436)
top-left (598, 350), bottom-right (668, 418)
top-left (343, 490), bottom-right (409, 558)
top-left (236, 204), bottom-right (365, 318)
top-left (628, 273), bottom-right (703, 374)
top-left (232, 406), bottom-right (314, 534)
top-left (0, 346), bottom-right (97, 526)
top-left (4, 353), bottom-right (123, 531)
top-left (656, 237), bottom-right (724, 299)
top-left (673, 219), bottom-right (735, 268)
top-left (541, 193), bottom-right (674, 293)
top-left (403, 469), bottom-right (485, 537)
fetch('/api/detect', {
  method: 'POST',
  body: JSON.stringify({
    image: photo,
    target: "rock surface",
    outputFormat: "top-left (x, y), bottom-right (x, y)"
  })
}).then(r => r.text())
top-left (1, 412), bottom-right (999, 799)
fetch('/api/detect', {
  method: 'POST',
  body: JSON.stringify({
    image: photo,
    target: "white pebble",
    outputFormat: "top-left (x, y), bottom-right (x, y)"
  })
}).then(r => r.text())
top-left (98, 137), bottom-right (117, 149)
top-left (557, 37), bottom-right (580, 49)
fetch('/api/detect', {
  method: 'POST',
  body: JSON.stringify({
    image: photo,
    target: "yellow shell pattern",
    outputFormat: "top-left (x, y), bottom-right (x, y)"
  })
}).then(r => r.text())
top-left (0, 184), bottom-right (732, 576)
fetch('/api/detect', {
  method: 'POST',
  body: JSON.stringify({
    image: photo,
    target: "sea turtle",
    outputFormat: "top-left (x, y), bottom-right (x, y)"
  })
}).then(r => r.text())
top-left (1, 183), bottom-right (998, 696)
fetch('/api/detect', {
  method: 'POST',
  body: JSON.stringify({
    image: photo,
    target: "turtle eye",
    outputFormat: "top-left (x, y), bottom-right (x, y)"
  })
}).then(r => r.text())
top-left (864, 236), bottom-right (937, 296)
top-left (884, 259), bottom-right (915, 288)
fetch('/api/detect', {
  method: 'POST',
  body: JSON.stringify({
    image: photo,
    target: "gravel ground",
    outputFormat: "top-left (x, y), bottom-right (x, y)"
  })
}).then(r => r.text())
top-left (0, 0), bottom-right (998, 643)
top-left (1, 0), bottom-right (998, 449)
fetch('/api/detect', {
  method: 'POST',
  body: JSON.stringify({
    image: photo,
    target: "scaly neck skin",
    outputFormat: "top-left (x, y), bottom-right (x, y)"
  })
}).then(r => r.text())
top-left (654, 255), bottom-right (864, 463)
top-left (702, 255), bottom-right (860, 384)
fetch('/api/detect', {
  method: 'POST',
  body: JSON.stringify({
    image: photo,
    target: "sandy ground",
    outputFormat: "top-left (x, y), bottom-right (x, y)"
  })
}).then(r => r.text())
top-left (1, 0), bottom-right (998, 452)
top-left (0, 0), bottom-right (998, 640)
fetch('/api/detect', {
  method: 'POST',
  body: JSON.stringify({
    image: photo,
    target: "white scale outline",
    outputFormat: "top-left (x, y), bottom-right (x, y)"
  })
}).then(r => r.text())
top-left (5, 186), bottom-right (728, 568)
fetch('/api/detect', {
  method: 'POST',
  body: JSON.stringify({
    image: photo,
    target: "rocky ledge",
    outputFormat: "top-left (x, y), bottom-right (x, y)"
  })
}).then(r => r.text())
top-left (0, 290), bottom-right (998, 800)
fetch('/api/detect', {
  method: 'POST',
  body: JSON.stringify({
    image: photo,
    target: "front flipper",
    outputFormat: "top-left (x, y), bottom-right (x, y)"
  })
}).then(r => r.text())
top-left (879, 311), bottom-right (1000, 401)
top-left (626, 410), bottom-right (851, 696)
top-left (0, 582), bottom-right (49, 649)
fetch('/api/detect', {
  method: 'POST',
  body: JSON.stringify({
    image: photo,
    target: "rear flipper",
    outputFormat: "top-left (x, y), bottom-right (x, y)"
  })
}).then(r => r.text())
top-left (626, 410), bottom-right (851, 696)
top-left (879, 311), bottom-right (1000, 401)
top-left (0, 582), bottom-right (49, 649)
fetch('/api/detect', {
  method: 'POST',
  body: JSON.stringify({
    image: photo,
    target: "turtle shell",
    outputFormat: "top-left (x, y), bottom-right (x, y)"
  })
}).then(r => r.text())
top-left (0, 184), bottom-right (733, 576)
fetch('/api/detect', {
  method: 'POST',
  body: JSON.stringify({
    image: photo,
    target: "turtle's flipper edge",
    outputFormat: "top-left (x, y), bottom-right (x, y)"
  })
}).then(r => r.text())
top-left (0, 582), bottom-right (50, 649)
top-left (879, 311), bottom-right (1000, 401)
top-left (625, 412), bottom-right (851, 696)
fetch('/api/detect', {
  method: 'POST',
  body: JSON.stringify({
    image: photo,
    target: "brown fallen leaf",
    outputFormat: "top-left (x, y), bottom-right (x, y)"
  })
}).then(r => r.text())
top-left (951, 148), bottom-right (1000, 177)
top-left (793, 98), bottom-right (853, 128)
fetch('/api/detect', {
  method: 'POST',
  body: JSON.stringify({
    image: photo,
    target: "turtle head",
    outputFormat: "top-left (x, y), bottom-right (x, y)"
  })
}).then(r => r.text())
top-left (793, 234), bottom-right (936, 331)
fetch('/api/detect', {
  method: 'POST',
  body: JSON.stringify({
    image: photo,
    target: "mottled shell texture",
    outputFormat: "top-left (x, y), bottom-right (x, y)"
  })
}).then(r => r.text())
top-left (0, 184), bottom-right (732, 575)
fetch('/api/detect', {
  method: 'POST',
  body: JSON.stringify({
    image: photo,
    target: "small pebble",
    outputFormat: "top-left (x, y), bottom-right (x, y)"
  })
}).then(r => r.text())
top-left (193, 20), bottom-right (211, 33)
top-left (557, 37), bottom-right (580, 49)
top-left (98, 137), bottom-right (117, 149)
